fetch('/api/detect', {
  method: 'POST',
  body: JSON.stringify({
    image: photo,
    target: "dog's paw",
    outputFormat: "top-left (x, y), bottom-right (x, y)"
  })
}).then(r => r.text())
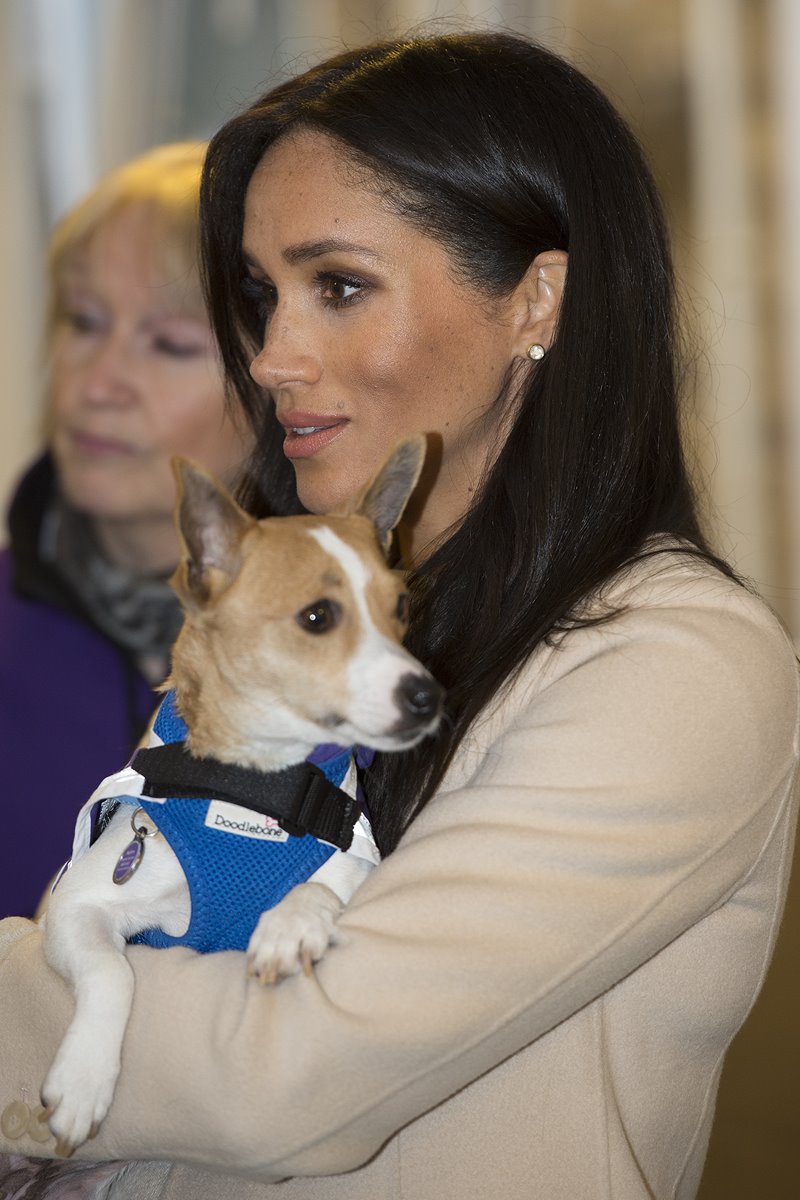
top-left (41, 1038), bottom-right (119, 1155)
top-left (247, 882), bottom-right (343, 984)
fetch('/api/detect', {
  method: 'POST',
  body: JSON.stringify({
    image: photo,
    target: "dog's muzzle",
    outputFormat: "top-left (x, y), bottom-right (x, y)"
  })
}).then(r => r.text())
top-left (392, 672), bottom-right (444, 733)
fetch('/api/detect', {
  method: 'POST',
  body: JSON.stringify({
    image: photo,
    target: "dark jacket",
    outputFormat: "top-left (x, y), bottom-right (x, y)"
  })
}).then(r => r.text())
top-left (0, 455), bottom-right (156, 917)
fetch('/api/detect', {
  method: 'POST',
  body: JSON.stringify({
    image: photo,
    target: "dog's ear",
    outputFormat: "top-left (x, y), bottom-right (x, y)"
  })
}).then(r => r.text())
top-left (336, 435), bottom-right (426, 551)
top-left (170, 457), bottom-right (254, 608)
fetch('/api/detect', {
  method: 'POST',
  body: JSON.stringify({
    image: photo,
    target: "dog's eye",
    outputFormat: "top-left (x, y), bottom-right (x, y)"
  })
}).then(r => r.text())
top-left (297, 599), bottom-right (340, 634)
top-left (395, 592), bottom-right (409, 623)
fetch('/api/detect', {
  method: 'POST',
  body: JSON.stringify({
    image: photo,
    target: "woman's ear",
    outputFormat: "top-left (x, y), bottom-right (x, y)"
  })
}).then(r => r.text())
top-left (513, 249), bottom-right (568, 357)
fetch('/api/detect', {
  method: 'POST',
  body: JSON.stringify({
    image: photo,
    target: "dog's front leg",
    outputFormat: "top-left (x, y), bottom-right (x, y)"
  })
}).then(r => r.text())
top-left (247, 851), bottom-right (375, 984)
top-left (41, 806), bottom-right (189, 1155)
top-left (42, 899), bottom-right (134, 1156)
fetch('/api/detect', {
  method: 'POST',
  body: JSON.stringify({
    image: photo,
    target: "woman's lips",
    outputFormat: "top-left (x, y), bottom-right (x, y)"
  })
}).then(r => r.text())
top-left (279, 416), bottom-right (349, 460)
top-left (69, 431), bottom-right (137, 457)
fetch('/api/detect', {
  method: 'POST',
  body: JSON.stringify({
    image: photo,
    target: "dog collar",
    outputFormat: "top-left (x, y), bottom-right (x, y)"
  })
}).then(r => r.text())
top-left (130, 742), bottom-right (361, 851)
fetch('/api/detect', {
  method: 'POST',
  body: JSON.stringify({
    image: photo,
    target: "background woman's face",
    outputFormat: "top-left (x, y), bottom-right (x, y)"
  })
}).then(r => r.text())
top-left (49, 203), bottom-right (250, 528)
top-left (243, 130), bottom-right (524, 540)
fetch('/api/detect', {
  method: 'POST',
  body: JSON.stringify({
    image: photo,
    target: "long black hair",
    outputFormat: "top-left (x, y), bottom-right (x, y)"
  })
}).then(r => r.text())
top-left (200, 32), bottom-right (734, 853)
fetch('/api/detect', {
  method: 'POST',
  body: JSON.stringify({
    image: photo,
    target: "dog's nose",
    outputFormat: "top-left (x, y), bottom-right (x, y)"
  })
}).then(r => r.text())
top-left (395, 673), bottom-right (444, 723)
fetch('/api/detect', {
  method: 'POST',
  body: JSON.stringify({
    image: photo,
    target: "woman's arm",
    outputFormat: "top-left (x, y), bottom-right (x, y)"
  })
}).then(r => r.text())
top-left (1, 573), bottom-right (796, 1176)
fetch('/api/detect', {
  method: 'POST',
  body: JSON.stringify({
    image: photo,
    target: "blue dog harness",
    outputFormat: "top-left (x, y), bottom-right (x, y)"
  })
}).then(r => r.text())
top-left (65, 691), bottom-right (378, 955)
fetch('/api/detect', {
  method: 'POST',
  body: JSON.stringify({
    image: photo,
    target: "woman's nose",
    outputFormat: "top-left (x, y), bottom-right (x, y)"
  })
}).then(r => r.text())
top-left (248, 310), bottom-right (321, 391)
top-left (81, 335), bottom-right (138, 405)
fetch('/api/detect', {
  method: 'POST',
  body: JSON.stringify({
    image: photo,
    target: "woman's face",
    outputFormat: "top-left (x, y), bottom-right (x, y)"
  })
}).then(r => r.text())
top-left (49, 204), bottom-right (250, 536)
top-left (243, 130), bottom-right (527, 549)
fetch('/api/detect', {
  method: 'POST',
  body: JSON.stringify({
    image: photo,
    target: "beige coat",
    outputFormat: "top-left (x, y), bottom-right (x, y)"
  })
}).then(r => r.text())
top-left (0, 550), bottom-right (797, 1199)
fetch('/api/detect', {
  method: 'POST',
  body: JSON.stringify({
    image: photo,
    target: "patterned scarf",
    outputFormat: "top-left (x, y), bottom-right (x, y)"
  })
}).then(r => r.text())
top-left (42, 501), bottom-right (183, 686)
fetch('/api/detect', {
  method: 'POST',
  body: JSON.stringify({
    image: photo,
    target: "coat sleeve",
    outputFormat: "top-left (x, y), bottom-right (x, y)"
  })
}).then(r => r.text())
top-left (0, 578), bottom-right (797, 1177)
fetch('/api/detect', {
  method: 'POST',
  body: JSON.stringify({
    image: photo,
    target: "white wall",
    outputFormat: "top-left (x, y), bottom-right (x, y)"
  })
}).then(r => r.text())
top-left (0, 0), bottom-right (46, 507)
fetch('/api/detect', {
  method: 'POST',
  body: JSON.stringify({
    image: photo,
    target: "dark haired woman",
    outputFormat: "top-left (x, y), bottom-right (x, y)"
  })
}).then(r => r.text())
top-left (0, 32), bottom-right (796, 1200)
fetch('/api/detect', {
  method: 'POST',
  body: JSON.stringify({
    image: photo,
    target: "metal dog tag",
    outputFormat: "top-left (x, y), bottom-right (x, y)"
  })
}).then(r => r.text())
top-left (112, 808), bottom-right (153, 885)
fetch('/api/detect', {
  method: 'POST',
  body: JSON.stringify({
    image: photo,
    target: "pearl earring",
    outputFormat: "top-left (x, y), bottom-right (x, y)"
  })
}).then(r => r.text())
top-left (527, 343), bottom-right (546, 361)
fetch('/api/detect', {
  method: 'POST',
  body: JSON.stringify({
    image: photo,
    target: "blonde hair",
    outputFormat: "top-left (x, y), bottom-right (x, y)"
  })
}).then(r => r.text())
top-left (48, 141), bottom-right (209, 339)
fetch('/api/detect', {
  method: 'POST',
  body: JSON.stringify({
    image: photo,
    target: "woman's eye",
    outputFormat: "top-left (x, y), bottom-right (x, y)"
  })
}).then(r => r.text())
top-left (241, 276), bottom-right (277, 325)
top-left (318, 273), bottom-right (365, 308)
top-left (64, 309), bottom-right (103, 335)
top-left (296, 598), bottom-right (341, 635)
top-left (395, 593), bottom-right (409, 623)
top-left (153, 337), bottom-right (204, 359)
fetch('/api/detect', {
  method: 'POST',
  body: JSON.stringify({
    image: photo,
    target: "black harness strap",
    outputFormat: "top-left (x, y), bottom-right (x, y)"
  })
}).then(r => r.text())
top-left (131, 742), bottom-right (360, 851)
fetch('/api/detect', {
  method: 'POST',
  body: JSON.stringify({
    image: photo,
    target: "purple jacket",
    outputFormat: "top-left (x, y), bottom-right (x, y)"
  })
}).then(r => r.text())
top-left (0, 456), bottom-right (157, 917)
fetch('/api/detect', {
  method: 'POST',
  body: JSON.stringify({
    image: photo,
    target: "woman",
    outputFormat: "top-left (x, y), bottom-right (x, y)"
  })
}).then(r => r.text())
top-left (0, 32), bottom-right (796, 1199)
top-left (0, 143), bottom-right (252, 918)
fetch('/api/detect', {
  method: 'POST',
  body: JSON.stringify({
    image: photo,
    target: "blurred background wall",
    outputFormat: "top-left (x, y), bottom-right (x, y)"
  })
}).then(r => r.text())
top-left (4, 0), bottom-right (800, 637)
top-left (0, 0), bottom-right (797, 1193)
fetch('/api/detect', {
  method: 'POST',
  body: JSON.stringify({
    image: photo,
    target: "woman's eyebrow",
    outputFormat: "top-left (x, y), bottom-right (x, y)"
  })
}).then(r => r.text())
top-left (60, 262), bottom-right (90, 283)
top-left (241, 240), bottom-right (386, 274)
top-left (282, 238), bottom-right (385, 265)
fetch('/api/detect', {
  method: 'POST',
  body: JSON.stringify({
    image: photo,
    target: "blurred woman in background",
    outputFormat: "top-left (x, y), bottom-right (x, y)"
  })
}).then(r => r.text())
top-left (0, 142), bottom-right (252, 918)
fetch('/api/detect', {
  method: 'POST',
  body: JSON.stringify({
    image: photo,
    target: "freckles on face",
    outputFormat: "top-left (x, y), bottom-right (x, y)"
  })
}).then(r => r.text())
top-left (242, 130), bottom-right (521, 529)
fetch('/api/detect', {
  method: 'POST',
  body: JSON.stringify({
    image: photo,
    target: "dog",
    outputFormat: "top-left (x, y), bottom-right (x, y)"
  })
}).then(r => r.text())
top-left (39, 435), bottom-right (442, 1156)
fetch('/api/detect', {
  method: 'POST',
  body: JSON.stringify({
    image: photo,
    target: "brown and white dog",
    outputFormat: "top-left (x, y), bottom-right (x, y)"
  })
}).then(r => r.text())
top-left (40, 436), bottom-right (441, 1155)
